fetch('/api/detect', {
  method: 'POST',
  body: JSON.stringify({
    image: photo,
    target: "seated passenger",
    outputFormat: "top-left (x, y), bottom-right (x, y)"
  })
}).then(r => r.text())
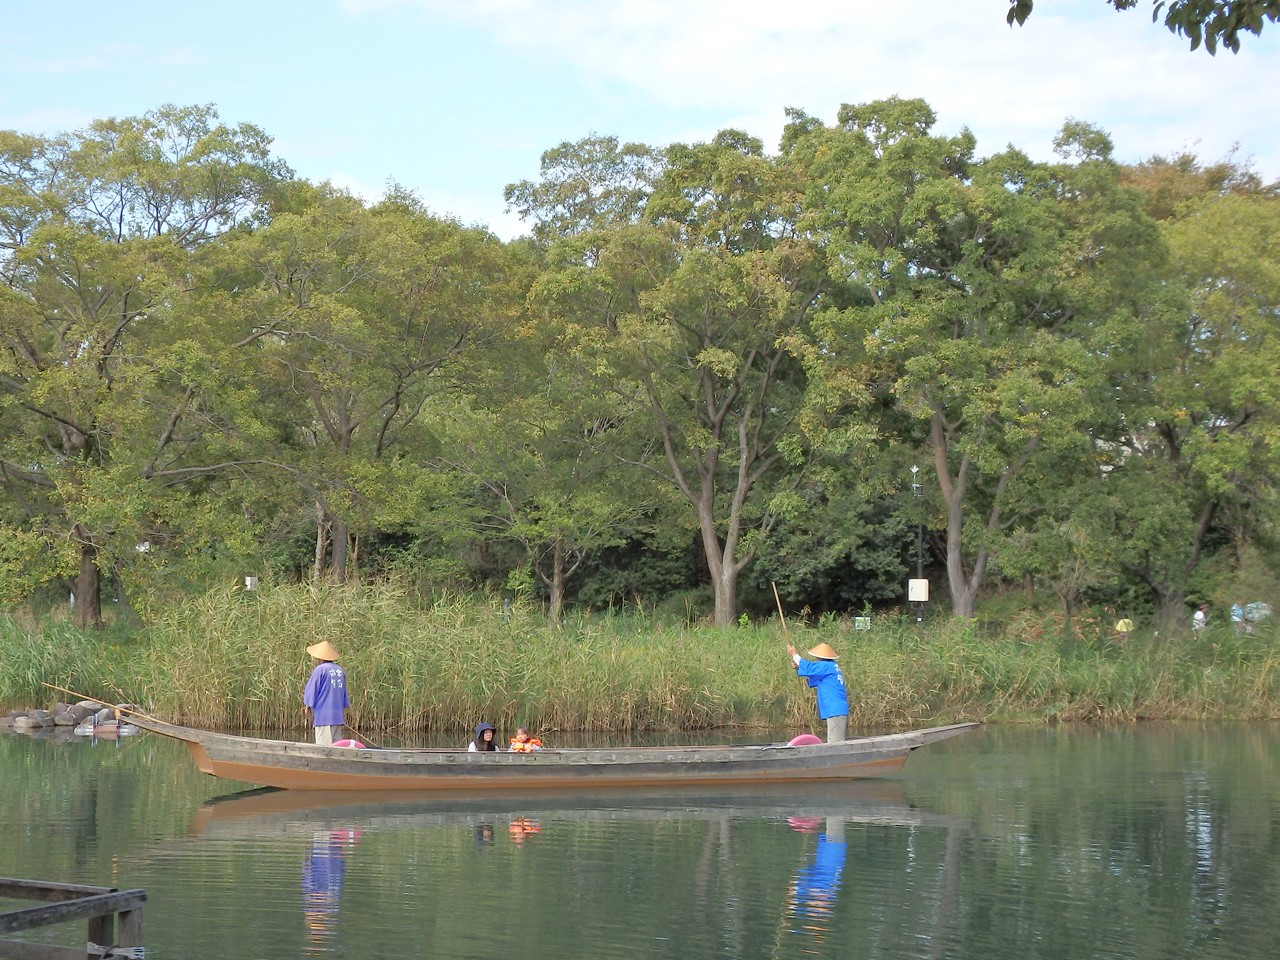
top-left (469, 721), bottom-right (500, 752)
top-left (508, 726), bottom-right (543, 753)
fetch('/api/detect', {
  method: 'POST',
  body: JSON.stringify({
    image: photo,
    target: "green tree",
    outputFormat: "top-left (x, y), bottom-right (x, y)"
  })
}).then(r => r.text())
top-left (225, 182), bottom-right (522, 582)
top-left (785, 101), bottom-right (1158, 618)
top-left (0, 105), bottom-right (287, 625)
top-left (523, 131), bottom-right (829, 625)
top-left (1100, 188), bottom-right (1280, 624)
top-left (432, 372), bottom-right (661, 621)
top-left (504, 135), bottom-right (658, 244)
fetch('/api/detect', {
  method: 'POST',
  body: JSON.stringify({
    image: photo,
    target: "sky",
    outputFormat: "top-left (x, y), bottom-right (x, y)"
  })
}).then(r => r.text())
top-left (2, 1), bottom-right (1276, 239)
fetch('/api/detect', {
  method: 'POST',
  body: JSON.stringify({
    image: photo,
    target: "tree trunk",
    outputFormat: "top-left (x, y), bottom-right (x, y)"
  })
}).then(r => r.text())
top-left (934, 411), bottom-right (977, 619)
top-left (696, 500), bottom-right (741, 627)
top-left (938, 448), bottom-right (980, 619)
top-left (1059, 589), bottom-right (1076, 639)
top-left (932, 409), bottom-right (1036, 620)
top-left (73, 535), bottom-right (102, 629)
top-left (547, 545), bottom-right (566, 624)
top-left (713, 565), bottom-right (738, 626)
top-left (1155, 587), bottom-right (1187, 630)
top-left (312, 501), bottom-right (329, 583)
top-left (330, 517), bottom-right (350, 581)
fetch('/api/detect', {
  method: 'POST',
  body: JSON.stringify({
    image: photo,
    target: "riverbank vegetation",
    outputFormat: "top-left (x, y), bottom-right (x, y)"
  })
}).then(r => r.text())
top-left (1, 102), bottom-right (1277, 638)
top-left (3, 584), bottom-right (1277, 734)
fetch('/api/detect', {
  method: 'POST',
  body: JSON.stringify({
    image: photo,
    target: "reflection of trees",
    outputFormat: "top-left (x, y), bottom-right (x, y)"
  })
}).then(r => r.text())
top-left (693, 818), bottom-right (744, 958)
top-left (932, 725), bottom-right (1280, 959)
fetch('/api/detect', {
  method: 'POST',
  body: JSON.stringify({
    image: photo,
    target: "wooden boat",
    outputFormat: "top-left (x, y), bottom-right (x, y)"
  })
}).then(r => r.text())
top-left (124, 712), bottom-right (980, 792)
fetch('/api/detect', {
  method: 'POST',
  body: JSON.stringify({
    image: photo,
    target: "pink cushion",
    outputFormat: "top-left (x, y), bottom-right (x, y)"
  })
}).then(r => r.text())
top-left (788, 733), bottom-right (824, 746)
top-left (332, 738), bottom-right (365, 748)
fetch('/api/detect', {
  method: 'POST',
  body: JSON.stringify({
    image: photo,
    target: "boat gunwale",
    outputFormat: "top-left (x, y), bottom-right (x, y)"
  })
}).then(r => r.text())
top-left (124, 714), bottom-right (978, 761)
top-left (119, 711), bottom-right (980, 790)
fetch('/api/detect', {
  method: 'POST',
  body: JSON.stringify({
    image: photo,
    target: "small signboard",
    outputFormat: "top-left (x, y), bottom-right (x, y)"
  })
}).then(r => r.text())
top-left (854, 616), bottom-right (871, 631)
top-left (908, 579), bottom-right (929, 602)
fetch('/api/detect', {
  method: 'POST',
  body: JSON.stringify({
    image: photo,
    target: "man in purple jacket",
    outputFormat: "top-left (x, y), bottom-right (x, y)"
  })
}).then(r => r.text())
top-left (303, 641), bottom-right (349, 745)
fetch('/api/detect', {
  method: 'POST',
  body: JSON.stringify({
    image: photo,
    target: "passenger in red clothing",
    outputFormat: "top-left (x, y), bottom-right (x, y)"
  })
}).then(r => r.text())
top-left (509, 727), bottom-right (543, 753)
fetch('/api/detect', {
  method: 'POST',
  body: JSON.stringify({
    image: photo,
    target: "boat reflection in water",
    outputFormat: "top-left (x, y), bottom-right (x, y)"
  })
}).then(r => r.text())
top-left (301, 827), bottom-right (361, 955)
top-left (193, 780), bottom-right (965, 957)
top-left (192, 779), bottom-right (954, 837)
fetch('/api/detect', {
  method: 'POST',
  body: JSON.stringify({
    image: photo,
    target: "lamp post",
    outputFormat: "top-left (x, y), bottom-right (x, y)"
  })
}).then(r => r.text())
top-left (909, 465), bottom-right (926, 623)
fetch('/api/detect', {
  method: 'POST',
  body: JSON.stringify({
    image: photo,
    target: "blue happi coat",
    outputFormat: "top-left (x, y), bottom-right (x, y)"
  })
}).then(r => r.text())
top-left (796, 658), bottom-right (849, 720)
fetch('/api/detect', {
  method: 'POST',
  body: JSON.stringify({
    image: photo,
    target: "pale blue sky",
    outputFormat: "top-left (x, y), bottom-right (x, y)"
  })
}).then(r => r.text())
top-left (2, 1), bottom-right (1276, 238)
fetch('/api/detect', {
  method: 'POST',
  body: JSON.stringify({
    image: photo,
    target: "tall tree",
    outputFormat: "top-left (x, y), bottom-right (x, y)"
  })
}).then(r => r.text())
top-left (785, 101), bottom-right (1157, 617)
top-left (521, 132), bottom-right (827, 624)
top-left (227, 183), bottom-right (522, 582)
top-left (0, 105), bottom-right (287, 625)
top-left (432, 374), bottom-right (661, 621)
top-left (1100, 187), bottom-right (1280, 624)
top-left (505, 135), bottom-right (658, 244)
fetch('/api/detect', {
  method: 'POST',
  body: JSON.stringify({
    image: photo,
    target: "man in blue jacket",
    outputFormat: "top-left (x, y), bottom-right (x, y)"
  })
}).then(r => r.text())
top-left (303, 640), bottom-right (349, 745)
top-left (787, 642), bottom-right (849, 742)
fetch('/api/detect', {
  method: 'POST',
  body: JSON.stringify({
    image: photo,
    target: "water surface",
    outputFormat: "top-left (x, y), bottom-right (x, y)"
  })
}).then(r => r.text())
top-left (2, 723), bottom-right (1276, 959)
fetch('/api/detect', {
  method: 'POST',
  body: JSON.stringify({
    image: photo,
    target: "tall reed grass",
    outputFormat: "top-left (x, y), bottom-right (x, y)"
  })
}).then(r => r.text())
top-left (3, 584), bottom-right (1278, 734)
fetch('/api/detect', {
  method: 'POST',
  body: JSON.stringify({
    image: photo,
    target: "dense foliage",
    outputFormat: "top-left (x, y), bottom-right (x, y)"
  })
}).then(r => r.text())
top-left (2, 103), bottom-right (1277, 630)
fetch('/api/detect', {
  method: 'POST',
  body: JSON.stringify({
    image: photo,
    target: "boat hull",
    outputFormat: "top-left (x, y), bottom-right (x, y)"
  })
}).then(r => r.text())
top-left (127, 715), bottom-right (980, 792)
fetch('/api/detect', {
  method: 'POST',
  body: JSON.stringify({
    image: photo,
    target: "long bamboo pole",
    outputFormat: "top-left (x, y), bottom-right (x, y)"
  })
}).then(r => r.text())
top-left (39, 681), bottom-right (162, 725)
top-left (772, 581), bottom-right (792, 645)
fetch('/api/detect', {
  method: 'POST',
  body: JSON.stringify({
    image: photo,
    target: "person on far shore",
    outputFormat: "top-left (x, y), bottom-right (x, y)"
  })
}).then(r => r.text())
top-left (303, 641), bottom-right (349, 746)
top-left (1192, 604), bottom-right (1208, 631)
top-left (787, 642), bottom-right (849, 743)
top-left (469, 721), bottom-right (500, 752)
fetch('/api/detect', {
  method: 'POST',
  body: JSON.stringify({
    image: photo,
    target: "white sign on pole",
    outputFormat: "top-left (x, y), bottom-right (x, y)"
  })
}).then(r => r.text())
top-left (908, 579), bottom-right (929, 602)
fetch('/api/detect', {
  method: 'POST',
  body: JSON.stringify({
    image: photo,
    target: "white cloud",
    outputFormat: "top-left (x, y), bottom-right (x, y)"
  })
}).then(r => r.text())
top-left (346, 0), bottom-right (1279, 176)
top-left (7, 1), bottom-right (1275, 239)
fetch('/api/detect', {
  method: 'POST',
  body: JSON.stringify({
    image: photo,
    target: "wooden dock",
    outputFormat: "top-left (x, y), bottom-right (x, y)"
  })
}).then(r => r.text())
top-left (0, 879), bottom-right (144, 960)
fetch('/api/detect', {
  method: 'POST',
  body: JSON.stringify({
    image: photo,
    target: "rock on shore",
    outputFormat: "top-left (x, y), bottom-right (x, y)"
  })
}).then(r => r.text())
top-left (1, 700), bottom-right (140, 738)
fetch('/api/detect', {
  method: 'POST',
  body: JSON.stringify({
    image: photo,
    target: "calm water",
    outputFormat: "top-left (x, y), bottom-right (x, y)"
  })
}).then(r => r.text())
top-left (2, 723), bottom-right (1278, 960)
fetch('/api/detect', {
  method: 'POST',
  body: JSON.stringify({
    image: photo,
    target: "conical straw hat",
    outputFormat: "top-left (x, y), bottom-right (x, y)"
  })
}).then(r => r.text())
top-left (306, 640), bottom-right (341, 661)
top-left (807, 642), bottom-right (838, 660)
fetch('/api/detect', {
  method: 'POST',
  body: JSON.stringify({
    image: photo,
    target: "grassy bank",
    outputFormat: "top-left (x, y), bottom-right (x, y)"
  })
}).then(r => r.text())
top-left (3, 583), bottom-right (1278, 735)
